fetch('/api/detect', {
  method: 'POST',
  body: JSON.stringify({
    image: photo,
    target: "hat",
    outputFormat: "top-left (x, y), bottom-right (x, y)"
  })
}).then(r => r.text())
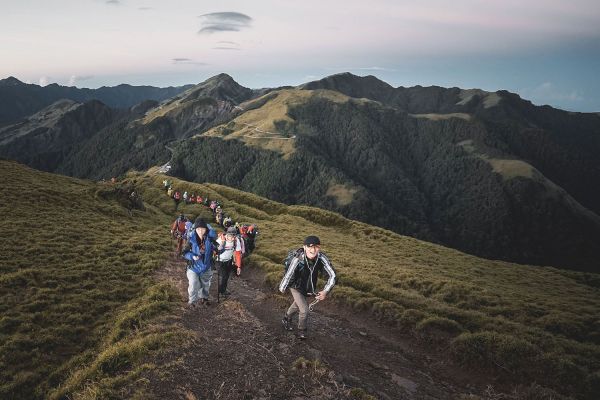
top-left (194, 218), bottom-right (207, 229)
top-left (304, 235), bottom-right (321, 246)
top-left (226, 227), bottom-right (237, 235)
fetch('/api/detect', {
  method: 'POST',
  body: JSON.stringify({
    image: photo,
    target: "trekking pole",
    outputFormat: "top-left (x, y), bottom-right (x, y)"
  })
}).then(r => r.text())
top-left (308, 298), bottom-right (320, 312)
top-left (217, 262), bottom-right (220, 304)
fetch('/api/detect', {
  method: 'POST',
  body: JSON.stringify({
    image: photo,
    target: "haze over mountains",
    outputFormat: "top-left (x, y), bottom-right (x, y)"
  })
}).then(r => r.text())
top-left (1, 73), bottom-right (599, 272)
top-left (0, 76), bottom-right (192, 127)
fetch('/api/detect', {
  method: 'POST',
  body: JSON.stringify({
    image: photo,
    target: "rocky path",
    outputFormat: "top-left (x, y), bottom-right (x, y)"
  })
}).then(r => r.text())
top-left (146, 257), bottom-right (486, 400)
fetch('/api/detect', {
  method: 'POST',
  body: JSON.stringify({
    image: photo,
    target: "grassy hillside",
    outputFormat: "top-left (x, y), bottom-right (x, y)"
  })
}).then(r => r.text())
top-left (139, 172), bottom-right (600, 399)
top-left (0, 160), bottom-right (185, 399)
top-left (2, 160), bottom-right (599, 399)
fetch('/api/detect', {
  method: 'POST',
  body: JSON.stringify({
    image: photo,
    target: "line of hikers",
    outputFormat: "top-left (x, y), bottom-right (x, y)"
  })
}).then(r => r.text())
top-left (164, 179), bottom-right (337, 340)
top-left (163, 179), bottom-right (216, 209)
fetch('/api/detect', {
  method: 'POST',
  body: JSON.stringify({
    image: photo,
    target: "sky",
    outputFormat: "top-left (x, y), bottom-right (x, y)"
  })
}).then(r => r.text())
top-left (2, 0), bottom-right (600, 112)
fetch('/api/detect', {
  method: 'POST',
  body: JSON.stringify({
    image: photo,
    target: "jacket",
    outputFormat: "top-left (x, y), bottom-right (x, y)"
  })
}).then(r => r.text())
top-left (182, 227), bottom-right (217, 275)
top-left (279, 248), bottom-right (337, 296)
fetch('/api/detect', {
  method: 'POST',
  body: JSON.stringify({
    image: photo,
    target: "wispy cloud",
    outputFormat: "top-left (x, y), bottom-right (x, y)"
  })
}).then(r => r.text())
top-left (197, 12), bottom-right (252, 35)
top-left (138, 7), bottom-right (152, 11)
top-left (172, 58), bottom-right (208, 66)
top-left (354, 66), bottom-right (397, 72)
top-left (68, 75), bottom-right (94, 86)
top-left (524, 82), bottom-right (584, 105)
top-left (105, 0), bottom-right (120, 5)
top-left (39, 76), bottom-right (51, 86)
top-left (213, 41), bottom-right (242, 51)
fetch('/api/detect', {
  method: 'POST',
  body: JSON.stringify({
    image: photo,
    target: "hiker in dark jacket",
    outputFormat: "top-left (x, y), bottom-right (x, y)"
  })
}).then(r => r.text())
top-left (279, 235), bottom-right (337, 339)
top-left (182, 218), bottom-right (217, 307)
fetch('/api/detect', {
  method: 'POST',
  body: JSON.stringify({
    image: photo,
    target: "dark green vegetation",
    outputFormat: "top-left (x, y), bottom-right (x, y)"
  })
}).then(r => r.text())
top-left (1, 73), bottom-right (599, 272)
top-left (0, 161), bottom-right (185, 399)
top-left (0, 76), bottom-right (192, 126)
top-left (1, 161), bottom-right (599, 399)
top-left (169, 79), bottom-right (600, 271)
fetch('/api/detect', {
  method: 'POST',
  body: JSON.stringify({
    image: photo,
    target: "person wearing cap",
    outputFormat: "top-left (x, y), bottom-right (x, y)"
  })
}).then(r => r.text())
top-left (216, 226), bottom-right (243, 297)
top-left (182, 218), bottom-right (217, 307)
top-left (279, 235), bottom-right (337, 339)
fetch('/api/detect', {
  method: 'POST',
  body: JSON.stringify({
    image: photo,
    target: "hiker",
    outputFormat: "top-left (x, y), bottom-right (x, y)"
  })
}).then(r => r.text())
top-left (210, 200), bottom-right (217, 213)
top-left (167, 186), bottom-right (173, 198)
top-left (246, 224), bottom-right (258, 254)
top-left (173, 190), bottom-right (181, 209)
top-left (223, 216), bottom-right (233, 229)
top-left (203, 197), bottom-right (210, 207)
top-left (182, 218), bottom-right (217, 307)
top-left (170, 214), bottom-right (188, 256)
top-left (183, 191), bottom-right (189, 203)
top-left (279, 236), bottom-right (337, 339)
top-left (196, 195), bottom-right (203, 205)
top-left (215, 209), bottom-right (224, 226)
top-left (189, 193), bottom-right (196, 204)
top-left (162, 179), bottom-right (169, 191)
top-left (216, 226), bottom-right (243, 297)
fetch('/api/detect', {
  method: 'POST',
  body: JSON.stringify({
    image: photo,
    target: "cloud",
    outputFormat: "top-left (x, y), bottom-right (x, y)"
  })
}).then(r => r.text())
top-left (105, 0), bottom-right (120, 4)
top-left (138, 7), bottom-right (153, 11)
top-left (524, 82), bottom-right (584, 105)
top-left (68, 75), bottom-right (94, 86)
top-left (172, 58), bottom-right (208, 66)
top-left (213, 41), bottom-right (241, 51)
top-left (39, 76), bottom-right (50, 86)
top-left (354, 66), bottom-right (397, 72)
top-left (197, 12), bottom-right (252, 35)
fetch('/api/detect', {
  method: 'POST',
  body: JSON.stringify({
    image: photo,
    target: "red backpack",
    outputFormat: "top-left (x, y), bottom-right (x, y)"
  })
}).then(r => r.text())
top-left (174, 191), bottom-right (181, 200)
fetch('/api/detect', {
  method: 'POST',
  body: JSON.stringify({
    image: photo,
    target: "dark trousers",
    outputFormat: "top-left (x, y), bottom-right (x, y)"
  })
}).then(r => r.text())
top-left (217, 259), bottom-right (234, 294)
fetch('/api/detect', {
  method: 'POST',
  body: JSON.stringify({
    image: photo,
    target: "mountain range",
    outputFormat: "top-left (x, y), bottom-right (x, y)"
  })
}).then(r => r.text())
top-left (0, 76), bottom-right (192, 127)
top-left (1, 73), bottom-right (599, 272)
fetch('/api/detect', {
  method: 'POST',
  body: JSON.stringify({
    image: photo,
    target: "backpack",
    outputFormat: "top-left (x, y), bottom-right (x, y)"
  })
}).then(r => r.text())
top-left (283, 248), bottom-right (303, 271)
top-left (174, 191), bottom-right (181, 200)
top-left (177, 219), bottom-right (187, 232)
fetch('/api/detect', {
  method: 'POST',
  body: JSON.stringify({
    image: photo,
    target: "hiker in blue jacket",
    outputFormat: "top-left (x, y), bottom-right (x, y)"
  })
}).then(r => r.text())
top-left (182, 218), bottom-right (217, 307)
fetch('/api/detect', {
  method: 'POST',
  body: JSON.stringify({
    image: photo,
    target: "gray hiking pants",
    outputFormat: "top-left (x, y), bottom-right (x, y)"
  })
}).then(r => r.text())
top-left (286, 288), bottom-right (309, 331)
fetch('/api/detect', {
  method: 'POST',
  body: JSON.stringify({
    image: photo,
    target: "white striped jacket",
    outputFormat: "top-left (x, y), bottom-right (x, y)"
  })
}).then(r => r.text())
top-left (279, 249), bottom-right (337, 295)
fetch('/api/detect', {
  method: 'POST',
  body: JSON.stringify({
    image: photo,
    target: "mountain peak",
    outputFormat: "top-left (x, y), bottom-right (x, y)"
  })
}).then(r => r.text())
top-left (0, 76), bottom-right (25, 86)
top-left (299, 72), bottom-right (393, 92)
top-left (181, 73), bottom-right (252, 104)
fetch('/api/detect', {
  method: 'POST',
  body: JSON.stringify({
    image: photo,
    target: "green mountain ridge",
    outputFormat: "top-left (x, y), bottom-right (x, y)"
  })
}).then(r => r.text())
top-left (1, 73), bottom-right (599, 272)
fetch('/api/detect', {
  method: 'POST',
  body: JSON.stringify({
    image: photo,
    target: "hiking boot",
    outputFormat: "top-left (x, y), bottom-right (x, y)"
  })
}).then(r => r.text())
top-left (281, 315), bottom-right (293, 331)
top-left (297, 330), bottom-right (308, 340)
top-left (203, 299), bottom-right (211, 306)
top-left (187, 302), bottom-right (196, 309)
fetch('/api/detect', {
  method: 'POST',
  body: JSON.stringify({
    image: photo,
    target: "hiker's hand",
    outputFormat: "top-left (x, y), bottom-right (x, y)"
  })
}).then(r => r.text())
top-left (316, 291), bottom-right (327, 301)
top-left (236, 267), bottom-right (241, 276)
top-left (193, 255), bottom-right (199, 261)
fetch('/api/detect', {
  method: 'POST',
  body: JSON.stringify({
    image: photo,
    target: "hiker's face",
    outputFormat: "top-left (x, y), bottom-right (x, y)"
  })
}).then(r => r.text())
top-left (225, 233), bottom-right (235, 241)
top-left (304, 244), bottom-right (320, 259)
top-left (195, 227), bottom-right (207, 237)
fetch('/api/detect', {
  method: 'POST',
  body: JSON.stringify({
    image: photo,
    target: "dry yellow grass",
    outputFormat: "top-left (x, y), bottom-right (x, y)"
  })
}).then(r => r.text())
top-left (326, 182), bottom-right (359, 206)
top-left (200, 88), bottom-right (365, 158)
top-left (410, 113), bottom-right (472, 121)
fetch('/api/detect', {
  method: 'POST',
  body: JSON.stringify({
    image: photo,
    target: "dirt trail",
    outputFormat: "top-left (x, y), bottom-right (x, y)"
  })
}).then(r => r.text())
top-left (147, 257), bottom-right (488, 400)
